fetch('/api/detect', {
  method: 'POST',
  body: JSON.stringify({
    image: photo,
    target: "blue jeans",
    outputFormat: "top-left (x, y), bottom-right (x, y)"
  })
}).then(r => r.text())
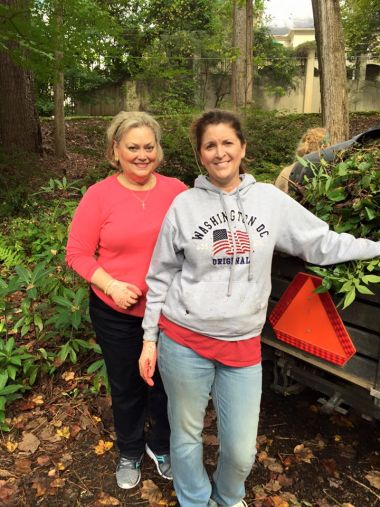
top-left (158, 332), bottom-right (262, 507)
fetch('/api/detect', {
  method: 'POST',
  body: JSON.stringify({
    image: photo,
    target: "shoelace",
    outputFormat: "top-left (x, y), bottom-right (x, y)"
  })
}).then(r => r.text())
top-left (119, 457), bottom-right (141, 469)
top-left (155, 454), bottom-right (169, 464)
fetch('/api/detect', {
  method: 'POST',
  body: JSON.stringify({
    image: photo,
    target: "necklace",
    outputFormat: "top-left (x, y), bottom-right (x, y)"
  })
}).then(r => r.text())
top-left (117, 173), bottom-right (156, 209)
top-left (128, 188), bottom-right (151, 209)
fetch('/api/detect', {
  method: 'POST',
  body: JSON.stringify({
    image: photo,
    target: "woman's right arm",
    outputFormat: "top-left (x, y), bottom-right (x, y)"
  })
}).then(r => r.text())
top-left (66, 188), bottom-right (141, 309)
top-left (66, 186), bottom-right (103, 281)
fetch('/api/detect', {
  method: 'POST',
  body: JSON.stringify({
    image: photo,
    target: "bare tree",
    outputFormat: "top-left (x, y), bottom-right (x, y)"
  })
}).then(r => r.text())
top-left (312, 0), bottom-right (349, 144)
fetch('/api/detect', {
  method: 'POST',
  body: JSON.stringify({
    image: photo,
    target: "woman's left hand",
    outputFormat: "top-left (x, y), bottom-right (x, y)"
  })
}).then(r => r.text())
top-left (139, 341), bottom-right (157, 386)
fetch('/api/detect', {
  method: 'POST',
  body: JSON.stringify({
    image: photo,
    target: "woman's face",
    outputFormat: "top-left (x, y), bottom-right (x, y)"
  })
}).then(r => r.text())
top-left (199, 123), bottom-right (246, 192)
top-left (114, 126), bottom-right (159, 184)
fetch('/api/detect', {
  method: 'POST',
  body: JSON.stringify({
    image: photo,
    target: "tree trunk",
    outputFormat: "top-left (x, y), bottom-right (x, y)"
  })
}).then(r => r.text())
top-left (53, 0), bottom-right (66, 157)
top-left (312, 0), bottom-right (349, 144)
top-left (0, 0), bottom-right (42, 154)
top-left (53, 55), bottom-right (66, 157)
top-left (231, 1), bottom-right (253, 108)
top-left (245, 0), bottom-right (253, 105)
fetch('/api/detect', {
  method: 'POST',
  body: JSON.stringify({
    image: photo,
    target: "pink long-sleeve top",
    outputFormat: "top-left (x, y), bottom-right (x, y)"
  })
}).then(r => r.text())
top-left (66, 173), bottom-right (187, 317)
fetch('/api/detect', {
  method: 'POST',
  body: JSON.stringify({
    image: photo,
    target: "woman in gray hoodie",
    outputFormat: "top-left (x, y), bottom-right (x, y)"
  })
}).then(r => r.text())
top-left (138, 110), bottom-right (380, 507)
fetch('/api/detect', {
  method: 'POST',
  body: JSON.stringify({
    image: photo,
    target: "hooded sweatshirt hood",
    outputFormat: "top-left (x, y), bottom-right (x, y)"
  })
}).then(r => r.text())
top-left (193, 173), bottom-right (256, 193)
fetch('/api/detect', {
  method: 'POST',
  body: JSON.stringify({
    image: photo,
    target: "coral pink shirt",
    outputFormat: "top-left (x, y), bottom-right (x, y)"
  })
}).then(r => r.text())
top-left (66, 173), bottom-right (187, 317)
top-left (159, 315), bottom-right (261, 367)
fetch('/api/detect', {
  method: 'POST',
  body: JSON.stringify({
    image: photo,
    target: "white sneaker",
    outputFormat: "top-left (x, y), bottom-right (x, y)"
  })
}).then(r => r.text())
top-left (145, 444), bottom-right (172, 480)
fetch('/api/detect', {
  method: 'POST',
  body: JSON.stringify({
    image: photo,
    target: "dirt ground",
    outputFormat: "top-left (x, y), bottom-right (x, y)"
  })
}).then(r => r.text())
top-left (1, 362), bottom-right (379, 507)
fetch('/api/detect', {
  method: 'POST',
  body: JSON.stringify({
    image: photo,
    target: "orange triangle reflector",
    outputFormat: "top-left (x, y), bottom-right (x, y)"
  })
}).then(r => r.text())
top-left (269, 272), bottom-right (356, 366)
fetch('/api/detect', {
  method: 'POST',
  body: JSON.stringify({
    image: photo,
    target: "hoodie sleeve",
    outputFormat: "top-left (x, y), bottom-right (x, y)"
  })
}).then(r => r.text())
top-left (142, 215), bottom-right (184, 342)
top-left (274, 189), bottom-right (380, 265)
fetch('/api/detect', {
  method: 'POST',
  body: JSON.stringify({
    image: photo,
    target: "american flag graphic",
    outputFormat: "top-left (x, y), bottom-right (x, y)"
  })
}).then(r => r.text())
top-left (212, 228), bottom-right (251, 256)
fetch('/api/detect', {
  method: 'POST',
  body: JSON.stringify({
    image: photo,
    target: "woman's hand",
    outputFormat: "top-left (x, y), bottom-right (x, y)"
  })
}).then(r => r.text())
top-left (107, 280), bottom-right (142, 309)
top-left (139, 341), bottom-right (157, 387)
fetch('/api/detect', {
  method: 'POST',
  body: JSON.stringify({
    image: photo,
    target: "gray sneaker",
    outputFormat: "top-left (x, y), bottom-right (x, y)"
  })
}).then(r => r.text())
top-left (145, 444), bottom-right (172, 480)
top-left (116, 455), bottom-right (143, 489)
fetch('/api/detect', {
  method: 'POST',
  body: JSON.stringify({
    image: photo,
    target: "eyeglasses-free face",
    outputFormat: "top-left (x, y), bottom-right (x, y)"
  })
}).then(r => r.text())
top-left (114, 126), bottom-right (159, 186)
top-left (199, 123), bottom-right (246, 193)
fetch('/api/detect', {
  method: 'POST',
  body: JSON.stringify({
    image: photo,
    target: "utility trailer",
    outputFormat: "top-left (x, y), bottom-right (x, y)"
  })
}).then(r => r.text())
top-left (262, 253), bottom-right (380, 419)
top-left (262, 127), bottom-right (380, 418)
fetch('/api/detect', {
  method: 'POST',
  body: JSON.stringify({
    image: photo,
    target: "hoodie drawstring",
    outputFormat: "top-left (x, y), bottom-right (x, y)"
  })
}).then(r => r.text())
top-left (236, 191), bottom-right (254, 282)
top-left (219, 189), bottom-right (254, 297)
top-left (219, 193), bottom-right (236, 296)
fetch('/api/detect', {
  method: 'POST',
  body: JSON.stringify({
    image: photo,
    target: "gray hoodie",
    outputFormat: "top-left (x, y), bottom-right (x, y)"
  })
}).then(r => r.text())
top-left (142, 174), bottom-right (380, 342)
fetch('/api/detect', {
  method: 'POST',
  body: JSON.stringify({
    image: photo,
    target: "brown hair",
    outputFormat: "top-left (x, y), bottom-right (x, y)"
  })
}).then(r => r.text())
top-left (106, 111), bottom-right (164, 168)
top-left (191, 110), bottom-right (247, 174)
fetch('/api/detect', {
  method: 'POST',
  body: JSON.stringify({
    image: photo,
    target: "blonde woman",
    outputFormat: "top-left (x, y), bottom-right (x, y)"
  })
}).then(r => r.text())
top-left (66, 111), bottom-right (186, 489)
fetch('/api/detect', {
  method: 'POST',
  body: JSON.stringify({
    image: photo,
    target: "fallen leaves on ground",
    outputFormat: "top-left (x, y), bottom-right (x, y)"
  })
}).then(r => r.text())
top-left (94, 439), bottom-right (113, 455)
top-left (140, 479), bottom-right (177, 506)
top-left (56, 426), bottom-right (71, 439)
top-left (365, 470), bottom-right (380, 490)
top-left (18, 431), bottom-right (40, 453)
top-left (93, 492), bottom-right (120, 505)
top-left (5, 441), bottom-right (17, 453)
top-left (203, 434), bottom-right (218, 446)
top-left (141, 479), bottom-right (163, 504)
top-left (0, 479), bottom-right (18, 506)
top-left (293, 444), bottom-right (315, 463)
top-left (62, 371), bottom-right (76, 382)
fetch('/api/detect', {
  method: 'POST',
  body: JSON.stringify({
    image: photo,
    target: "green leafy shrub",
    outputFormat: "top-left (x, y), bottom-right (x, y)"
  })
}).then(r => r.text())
top-left (296, 142), bottom-right (380, 307)
top-left (0, 179), bottom-right (107, 428)
top-left (0, 337), bottom-right (39, 431)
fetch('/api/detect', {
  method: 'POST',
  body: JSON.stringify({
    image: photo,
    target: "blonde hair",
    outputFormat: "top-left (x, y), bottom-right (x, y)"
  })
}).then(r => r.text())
top-left (275, 127), bottom-right (329, 194)
top-left (106, 111), bottom-right (164, 168)
top-left (296, 127), bottom-right (328, 157)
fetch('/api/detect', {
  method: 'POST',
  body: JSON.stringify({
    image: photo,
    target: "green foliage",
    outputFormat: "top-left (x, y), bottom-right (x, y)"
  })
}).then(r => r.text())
top-left (298, 146), bottom-right (380, 240)
top-left (35, 176), bottom-right (86, 196)
top-left (244, 110), bottom-right (321, 173)
top-left (309, 260), bottom-right (380, 309)
top-left (144, 0), bottom-right (213, 35)
top-left (0, 179), bottom-right (107, 428)
top-left (297, 142), bottom-right (380, 307)
top-left (0, 337), bottom-right (37, 431)
top-left (158, 114), bottom-right (202, 186)
top-left (48, 287), bottom-right (90, 333)
top-left (0, 148), bottom-right (41, 219)
top-left (341, 0), bottom-right (380, 58)
top-left (253, 25), bottom-right (301, 95)
top-left (2, 0), bottom-right (125, 115)
top-left (2, 0), bottom-right (308, 115)
top-left (0, 241), bottom-right (23, 269)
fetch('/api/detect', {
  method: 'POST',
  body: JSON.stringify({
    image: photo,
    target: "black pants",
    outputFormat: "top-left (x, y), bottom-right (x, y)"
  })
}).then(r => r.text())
top-left (89, 290), bottom-right (170, 458)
